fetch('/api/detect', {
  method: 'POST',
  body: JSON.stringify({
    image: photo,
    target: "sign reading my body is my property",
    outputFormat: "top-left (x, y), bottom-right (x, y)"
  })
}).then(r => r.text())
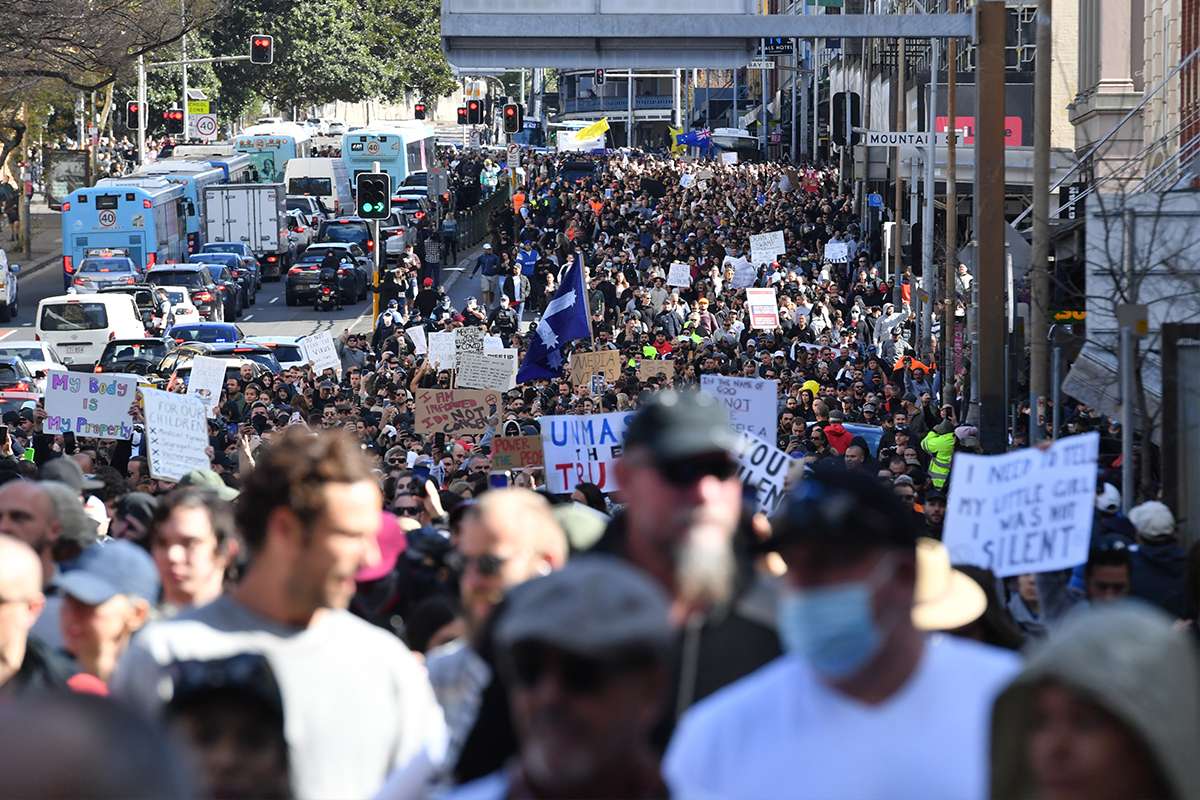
top-left (44, 371), bottom-right (137, 439)
top-left (943, 432), bottom-right (1100, 577)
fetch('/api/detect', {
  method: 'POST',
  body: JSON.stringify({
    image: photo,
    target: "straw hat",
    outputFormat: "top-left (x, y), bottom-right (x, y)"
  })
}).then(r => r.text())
top-left (912, 538), bottom-right (987, 632)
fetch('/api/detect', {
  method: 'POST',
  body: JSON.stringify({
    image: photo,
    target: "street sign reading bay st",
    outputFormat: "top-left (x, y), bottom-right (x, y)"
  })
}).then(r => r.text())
top-left (865, 131), bottom-right (949, 147)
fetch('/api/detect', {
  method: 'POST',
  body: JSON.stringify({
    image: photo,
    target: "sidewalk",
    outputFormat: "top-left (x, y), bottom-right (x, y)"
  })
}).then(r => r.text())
top-left (3, 202), bottom-right (60, 276)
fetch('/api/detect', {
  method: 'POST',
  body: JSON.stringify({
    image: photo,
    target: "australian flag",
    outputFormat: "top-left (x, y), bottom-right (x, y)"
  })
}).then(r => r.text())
top-left (516, 253), bottom-right (591, 383)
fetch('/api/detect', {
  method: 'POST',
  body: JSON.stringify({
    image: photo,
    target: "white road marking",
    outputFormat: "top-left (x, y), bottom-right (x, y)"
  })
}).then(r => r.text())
top-left (270, 297), bottom-right (279, 304)
top-left (0, 329), bottom-right (15, 342)
top-left (243, 314), bottom-right (254, 320)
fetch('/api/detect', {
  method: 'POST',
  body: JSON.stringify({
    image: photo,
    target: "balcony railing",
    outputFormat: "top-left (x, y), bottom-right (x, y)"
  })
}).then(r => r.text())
top-left (561, 95), bottom-right (675, 113)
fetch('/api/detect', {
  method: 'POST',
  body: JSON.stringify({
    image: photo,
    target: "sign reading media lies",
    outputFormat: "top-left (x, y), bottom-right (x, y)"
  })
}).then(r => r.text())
top-left (44, 371), bottom-right (137, 440)
top-left (943, 433), bottom-right (1099, 577)
top-left (540, 411), bottom-right (634, 494)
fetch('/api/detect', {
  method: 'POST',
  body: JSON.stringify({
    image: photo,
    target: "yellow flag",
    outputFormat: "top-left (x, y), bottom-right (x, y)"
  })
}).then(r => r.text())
top-left (668, 126), bottom-right (685, 154)
top-left (575, 117), bottom-right (610, 142)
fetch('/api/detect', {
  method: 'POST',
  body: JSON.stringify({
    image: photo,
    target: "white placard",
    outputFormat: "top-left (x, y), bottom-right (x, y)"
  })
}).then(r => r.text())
top-left (823, 241), bottom-right (850, 263)
top-left (721, 151), bottom-right (739, 164)
top-left (943, 433), bottom-right (1100, 578)
top-left (735, 432), bottom-right (789, 514)
top-left (44, 371), bottom-right (137, 440)
top-left (483, 334), bottom-right (505, 353)
top-left (457, 349), bottom-right (518, 391)
top-left (746, 287), bottom-right (780, 330)
top-left (749, 230), bottom-right (786, 267)
top-left (427, 331), bottom-right (456, 370)
top-left (301, 331), bottom-right (341, 378)
top-left (541, 411), bottom-right (634, 495)
top-left (455, 326), bottom-right (485, 362)
top-left (679, 173), bottom-right (695, 188)
top-left (700, 374), bottom-right (777, 439)
top-left (142, 388), bottom-right (210, 482)
top-left (406, 325), bottom-right (427, 355)
top-left (186, 356), bottom-right (226, 417)
top-left (667, 262), bottom-right (692, 288)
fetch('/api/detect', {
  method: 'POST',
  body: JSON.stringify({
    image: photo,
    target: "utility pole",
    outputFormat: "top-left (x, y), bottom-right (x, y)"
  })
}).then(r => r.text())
top-left (761, 38), bottom-right (769, 156)
top-left (892, 36), bottom-right (906, 292)
top-left (181, 0), bottom-right (189, 141)
top-left (137, 55), bottom-right (147, 164)
top-left (1029, 0), bottom-right (1052, 443)
top-left (943, 0), bottom-right (959, 407)
top-left (921, 37), bottom-right (938, 361)
top-left (627, 70), bottom-right (634, 148)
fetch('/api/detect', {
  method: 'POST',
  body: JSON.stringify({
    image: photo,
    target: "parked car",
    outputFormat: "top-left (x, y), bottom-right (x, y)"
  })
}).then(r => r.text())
top-left (146, 265), bottom-right (225, 322)
top-left (166, 322), bottom-right (245, 345)
top-left (0, 356), bottom-right (36, 393)
top-left (198, 242), bottom-right (261, 289)
top-left (0, 248), bottom-right (22, 323)
top-left (70, 256), bottom-right (142, 293)
top-left (94, 337), bottom-right (175, 375)
top-left (0, 341), bottom-right (66, 390)
top-left (189, 253), bottom-right (255, 307)
top-left (242, 335), bottom-right (308, 371)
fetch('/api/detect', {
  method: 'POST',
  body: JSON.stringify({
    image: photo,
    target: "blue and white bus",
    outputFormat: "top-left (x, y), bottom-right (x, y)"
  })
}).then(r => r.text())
top-left (233, 123), bottom-right (314, 183)
top-left (122, 161), bottom-right (226, 254)
top-left (172, 145), bottom-right (261, 183)
top-left (341, 121), bottom-right (436, 190)
top-left (61, 179), bottom-right (187, 289)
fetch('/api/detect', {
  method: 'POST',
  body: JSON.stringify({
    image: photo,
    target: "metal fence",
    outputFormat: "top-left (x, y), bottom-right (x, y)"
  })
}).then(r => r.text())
top-left (455, 184), bottom-right (510, 249)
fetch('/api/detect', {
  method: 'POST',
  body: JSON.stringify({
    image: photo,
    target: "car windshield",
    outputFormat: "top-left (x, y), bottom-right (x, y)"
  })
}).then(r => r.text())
top-left (271, 344), bottom-right (304, 363)
top-left (40, 302), bottom-right (108, 331)
top-left (287, 198), bottom-right (315, 212)
top-left (0, 364), bottom-right (29, 384)
top-left (101, 342), bottom-right (166, 363)
top-left (79, 258), bottom-right (135, 273)
top-left (318, 223), bottom-right (367, 243)
top-left (202, 244), bottom-right (242, 255)
top-left (203, 265), bottom-right (227, 281)
top-left (288, 178), bottom-right (332, 196)
top-left (148, 271), bottom-right (204, 289)
top-left (170, 325), bottom-right (237, 343)
top-left (241, 352), bottom-right (281, 372)
top-left (0, 347), bottom-right (46, 362)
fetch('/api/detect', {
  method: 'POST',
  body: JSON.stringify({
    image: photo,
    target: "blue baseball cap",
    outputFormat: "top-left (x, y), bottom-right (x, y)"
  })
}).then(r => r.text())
top-left (53, 540), bottom-right (160, 605)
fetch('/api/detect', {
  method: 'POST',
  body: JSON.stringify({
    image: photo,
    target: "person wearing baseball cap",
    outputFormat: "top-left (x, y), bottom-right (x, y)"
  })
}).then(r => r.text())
top-left (55, 540), bottom-right (159, 684)
top-left (666, 467), bottom-right (1019, 800)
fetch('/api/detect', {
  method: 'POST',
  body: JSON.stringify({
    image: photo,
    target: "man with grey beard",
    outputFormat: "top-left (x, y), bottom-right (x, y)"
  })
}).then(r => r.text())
top-left (600, 390), bottom-right (781, 747)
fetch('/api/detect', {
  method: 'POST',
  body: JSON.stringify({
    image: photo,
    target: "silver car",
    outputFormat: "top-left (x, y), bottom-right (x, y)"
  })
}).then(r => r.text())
top-left (70, 256), bottom-right (142, 293)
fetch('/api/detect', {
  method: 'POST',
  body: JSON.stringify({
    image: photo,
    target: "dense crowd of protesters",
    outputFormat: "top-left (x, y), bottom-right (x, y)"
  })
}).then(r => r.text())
top-left (0, 147), bottom-right (1195, 800)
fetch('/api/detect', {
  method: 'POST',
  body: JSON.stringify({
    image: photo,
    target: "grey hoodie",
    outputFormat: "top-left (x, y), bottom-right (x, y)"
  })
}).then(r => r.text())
top-left (990, 601), bottom-right (1200, 800)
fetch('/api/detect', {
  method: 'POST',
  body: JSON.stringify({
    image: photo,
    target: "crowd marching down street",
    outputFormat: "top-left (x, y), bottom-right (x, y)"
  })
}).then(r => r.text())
top-left (0, 146), bottom-right (1196, 800)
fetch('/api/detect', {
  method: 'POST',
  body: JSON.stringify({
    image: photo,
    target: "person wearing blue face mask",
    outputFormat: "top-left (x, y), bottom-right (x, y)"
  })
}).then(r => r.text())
top-left (664, 467), bottom-right (1020, 800)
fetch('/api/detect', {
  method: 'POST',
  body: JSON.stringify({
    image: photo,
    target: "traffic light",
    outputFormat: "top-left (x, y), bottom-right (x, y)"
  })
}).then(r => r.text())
top-left (249, 34), bottom-right (274, 65)
top-left (503, 103), bottom-right (523, 134)
top-left (831, 91), bottom-right (862, 147)
top-left (456, 106), bottom-right (468, 125)
top-left (414, 102), bottom-right (426, 120)
top-left (467, 99), bottom-right (482, 124)
top-left (162, 108), bottom-right (184, 135)
top-left (594, 69), bottom-right (605, 85)
top-left (356, 172), bottom-right (391, 220)
top-left (126, 101), bottom-right (142, 130)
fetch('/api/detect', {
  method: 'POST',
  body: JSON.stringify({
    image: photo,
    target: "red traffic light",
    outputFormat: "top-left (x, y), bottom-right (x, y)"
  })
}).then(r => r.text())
top-left (467, 100), bottom-right (480, 110)
top-left (250, 34), bottom-right (274, 64)
top-left (414, 103), bottom-right (426, 120)
top-left (504, 106), bottom-right (516, 117)
top-left (456, 106), bottom-right (468, 125)
top-left (128, 103), bottom-right (140, 112)
top-left (254, 37), bottom-right (270, 46)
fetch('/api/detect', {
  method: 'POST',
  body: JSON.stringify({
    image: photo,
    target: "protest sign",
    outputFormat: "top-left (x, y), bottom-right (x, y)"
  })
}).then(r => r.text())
top-left (745, 287), bottom-right (780, 330)
top-left (186, 356), bottom-right (225, 417)
top-left (721, 151), bottom-right (738, 164)
top-left (569, 349), bottom-right (623, 386)
top-left (749, 230), bottom-right (786, 266)
top-left (457, 349), bottom-right (518, 391)
top-left (943, 432), bottom-right (1100, 577)
top-left (44, 371), bottom-right (137, 440)
top-left (483, 335), bottom-right (505, 353)
top-left (735, 432), bottom-right (789, 514)
top-left (414, 388), bottom-right (501, 436)
top-left (406, 325), bottom-right (427, 355)
top-left (541, 411), bottom-right (634, 494)
top-left (455, 326), bottom-right (485, 362)
top-left (301, 331), bottom-right (341, 378)
top-left (667, 263), bottom-right (692, 288)
top-left (823, 241), bottom-right (850, 263)
top-left (727, 258), bottom-right (757, 290)
top-left (141, 388), bottom-right (209, 482)
top-left (679, 173), bottom-right (696, 189)
top-left (700, 374), bottom-right (777, 439)
top-left (427, 331), bottom-right (457, 370)
top-left (491, 435), bottom-right (544, 470)
top-left (637, 360), bottom-right (671, 381)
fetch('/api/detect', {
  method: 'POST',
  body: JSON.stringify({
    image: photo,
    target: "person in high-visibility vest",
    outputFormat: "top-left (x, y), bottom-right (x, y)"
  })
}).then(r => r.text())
top-left (922, 419), bottom-right (957, 490)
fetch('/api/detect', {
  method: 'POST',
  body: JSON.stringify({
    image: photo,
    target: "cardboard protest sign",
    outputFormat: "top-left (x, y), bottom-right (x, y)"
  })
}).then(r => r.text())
top-left (823, 241), bottom-right (850, 263)
top-left (943, 432), bottom-right (1100, 577)
top-left (455, 326), bottom-right (485, 362)
top-left (491, 435), bottom-right (544, 470)
top-left (700, 374), bottom-right (777, 439)
top-left (637, 360), bottom-right (672, 381)
top-left (749, 230), bottom-right (786, 266)
top-left (44, 371), bottom-right (137, 440)
top-left (427, 331), bottom-right (457, 370)
top-left (667, 263), bottom-right (692, 288)
top-left (406, 325), bottom-right (427, 355)
top-left (301, 331), bottom-right (341, 378)
top-left (569, 349), bottom-right (622, 386)
top-left (483, 335), bottom-right (505, 353)
top-left (735, 432), bottom-right (789, 514)
top-left (141, 388), bottom-right (210, 482)
top-left (541, 411), bottom-right (634, 494)
top-left (186, 356), bottom-right (226, 417)
top-left (457, 349), bottom-right (518, 391)
top-left (721, 151), bottom-right (738, 164)
top-left (745, 287), bottom-right (780, 330)
top-left (413, 388), bottom-right (501, 436)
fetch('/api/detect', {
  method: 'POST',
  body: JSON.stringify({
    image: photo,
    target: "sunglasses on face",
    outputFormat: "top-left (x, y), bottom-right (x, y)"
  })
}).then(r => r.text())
top-left (445, 551), bottom-right (507, 577)
top-left (507, 642), bottom-right (647, 695)
top-left (393, 505), bottom-right (422, 517)
top-left (655, 454), bottom-right (738, 487)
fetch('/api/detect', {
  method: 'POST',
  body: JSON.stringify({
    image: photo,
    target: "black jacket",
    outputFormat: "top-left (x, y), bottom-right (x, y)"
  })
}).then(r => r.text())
top-left (0, 636), bottom-right (74, 697)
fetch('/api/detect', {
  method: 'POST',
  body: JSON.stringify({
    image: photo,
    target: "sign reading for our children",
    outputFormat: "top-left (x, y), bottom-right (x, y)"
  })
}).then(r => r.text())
top-left (44, 371), bottom-right (137, 440)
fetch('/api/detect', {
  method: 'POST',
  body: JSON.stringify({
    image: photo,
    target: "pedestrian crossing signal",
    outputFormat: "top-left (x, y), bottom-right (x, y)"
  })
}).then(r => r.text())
top-left (126, 101), bottom-right (142, 130)
top-left (356, 172), bottom-right (391, 220)
top-left (467, 100), bottom-right (482, 125)
top-left (414, 103), bottom-right (426, 120)
top-left (457, 106), bottom-right (468, 125)
top-left (503, 103), bottom-right (523, 134)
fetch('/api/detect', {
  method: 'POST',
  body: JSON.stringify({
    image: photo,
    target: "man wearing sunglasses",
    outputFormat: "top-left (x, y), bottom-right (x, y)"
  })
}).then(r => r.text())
top-left (666, 468), bottom-right (1019, 800)
top-left (600, 390), bottom-right (781, 745)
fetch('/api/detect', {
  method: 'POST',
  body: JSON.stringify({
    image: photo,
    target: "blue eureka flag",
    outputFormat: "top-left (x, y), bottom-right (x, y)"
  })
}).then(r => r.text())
top-left (516, 254), bottom-right (591, 383)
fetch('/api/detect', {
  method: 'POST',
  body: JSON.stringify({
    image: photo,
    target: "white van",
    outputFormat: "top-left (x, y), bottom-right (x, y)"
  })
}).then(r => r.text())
top-left (283, 157), bottom-right (353, 216)
top-left (36, 294), bottom-right (146, 368)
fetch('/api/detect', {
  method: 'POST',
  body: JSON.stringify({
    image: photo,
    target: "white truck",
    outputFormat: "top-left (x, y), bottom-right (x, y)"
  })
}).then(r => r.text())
top-left (202, 183), bottom-right (294, 280)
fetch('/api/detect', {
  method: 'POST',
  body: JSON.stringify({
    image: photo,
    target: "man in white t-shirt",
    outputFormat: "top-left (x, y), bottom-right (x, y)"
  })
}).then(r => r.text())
top-left (665, 468), bottom-right (1019, 800)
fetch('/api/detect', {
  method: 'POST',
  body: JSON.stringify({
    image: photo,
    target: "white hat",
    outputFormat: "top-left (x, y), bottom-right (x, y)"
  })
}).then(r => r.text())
top-left (1096, 482), bottom-right (1121, 514)
top-left (483, 243), bottom-right (492, 250)
top-left (1128, 501), bottom-right (1176, 541)
top-left (912, 538), bottom-right (987, 632)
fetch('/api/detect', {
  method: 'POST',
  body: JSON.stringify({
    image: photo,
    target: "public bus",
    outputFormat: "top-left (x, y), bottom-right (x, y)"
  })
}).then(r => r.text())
top-left (233, 123), bottom-right (314, 183)
top-left (60, 178), bottom-right (187, 290)
top-left (340, 121), bottom-right (436, 190)
top-left (171, 145), bottom-right (261, 183)
top-left (709, 127), bottom-right (764, 163)
top-left (121, 160), bottom-right (226, 254)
